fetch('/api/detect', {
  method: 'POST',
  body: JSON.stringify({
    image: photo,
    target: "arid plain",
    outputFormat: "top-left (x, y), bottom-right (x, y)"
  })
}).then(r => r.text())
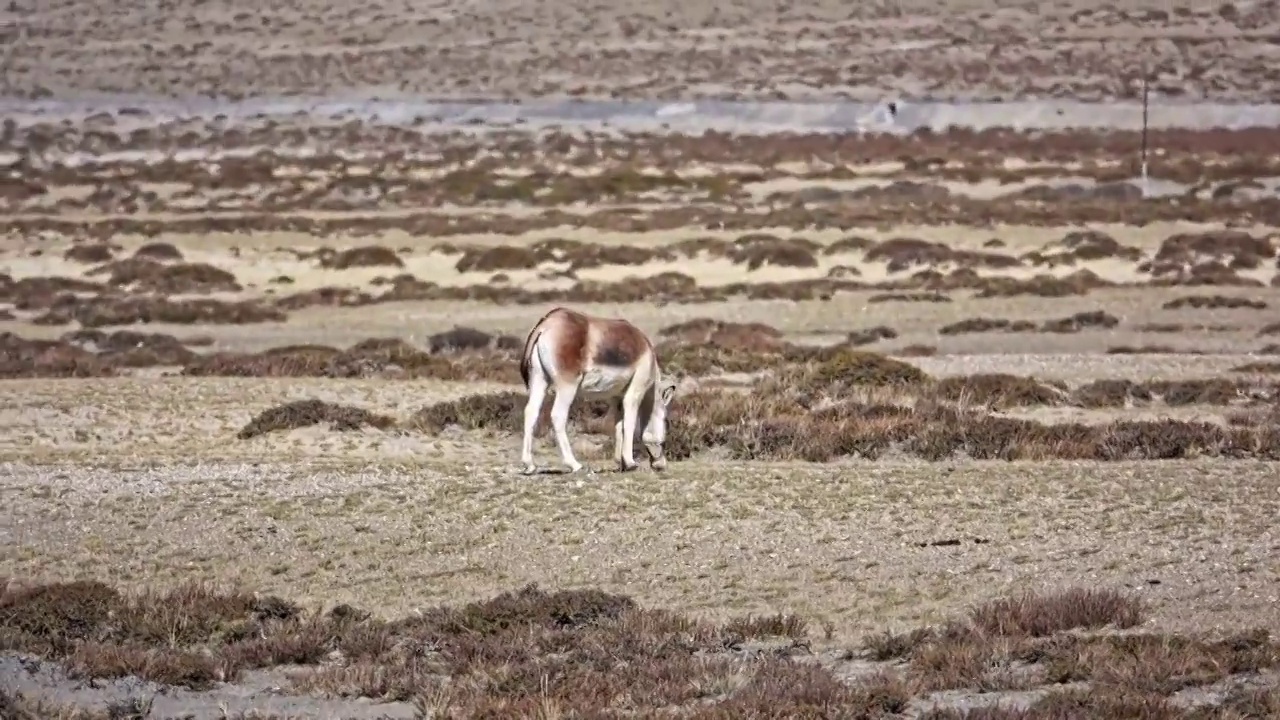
top-left (5, 0), bottom-right (1280, 717)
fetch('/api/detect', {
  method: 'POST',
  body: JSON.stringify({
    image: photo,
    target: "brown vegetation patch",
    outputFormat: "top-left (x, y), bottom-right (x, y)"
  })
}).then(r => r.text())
top-left (1232, 361), bottom-right (1280, 374)
top-left (932, 374), bottom-right (1066, 410)
top-left (1071, 378), bottom-right (1259, 408)
top-left (318, 245), bottom-right (404, 270)
top-left (1025, 230), bottom-right (1143, 267)
top-left (61, 329), bottom-right (198, 366)
top-left (33, 295), bottom-right (285, 327)
top-left (1040, 310), bottom-right (1120, 333)
top-left (864, 237), bottom-right (1021, 274)
top-left (1106, 345), bottom-right (1201, 355)
top-left (0, 274), bottom-right (104, 310)
top-left (896, 344), bottom-right (938, 357)
top-left (659, 318), bottom-right (786, 353)
top-left (657, 387), bottom-right (1279, 462)
top-left (726, 234), bottom-right (819, 271)
top-left (1162, 294), bottom-right (1267, 311)
top-left (1135, 322), bottom-right (1241, 333)
top-left (428, 326), bottom-right (521, 353)
top-left (939, 318), bottom-right (1038, 336)
top-left (973, 270), bottom-right (1111, 298)
top-left (868, 292), bottom-right (951, 304)
top-left (847, 326), bottom-right (899, 347)
top-left (0, 331), bottom-right (115, 379)
top-left (454, 245), bottom-right (547, 273)
top-left (132, 242), bottom-right (183, 261)
top-left (86, 258), bottom-right (241, 294)
top-left (237, 399), bottom-right (396, 439)
top-left (3, 573), bottom-right (1278, 718)
top-left (1145, 230), bottom-right (1277, 277)
top-left (941, 311), bottom-right (1118, 336)
top-left (183, 338), bottom-right (517, 382)
top-left (62, 244), bottom-right (116, 264)
top-left (2, 579), bottom-right (858, 717)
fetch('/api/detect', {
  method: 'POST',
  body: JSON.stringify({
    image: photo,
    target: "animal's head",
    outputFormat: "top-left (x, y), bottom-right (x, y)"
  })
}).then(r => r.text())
top-left (642, 376), bottom-right (678, 470)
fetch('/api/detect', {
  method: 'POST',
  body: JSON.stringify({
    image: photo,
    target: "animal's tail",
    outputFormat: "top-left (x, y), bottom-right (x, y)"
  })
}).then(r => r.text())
top-left (519, 307), bottom-right (561, 387)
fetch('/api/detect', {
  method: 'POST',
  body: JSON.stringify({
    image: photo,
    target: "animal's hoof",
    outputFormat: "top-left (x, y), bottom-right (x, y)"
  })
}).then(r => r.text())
top-left (522, 464), bottom-right (538, 475)
top-left (651, 459), bottom-right (668, 472)
top-left (567, 462), bottom-right (585, 474)
top-left (619, 461), bottom-right (640, 473)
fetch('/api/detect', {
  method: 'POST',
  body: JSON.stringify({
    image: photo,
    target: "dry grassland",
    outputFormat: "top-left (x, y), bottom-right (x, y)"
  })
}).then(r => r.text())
top-left (6, 3), bottom-right (1280, 712)
top-left (5, 0), bottom-right (1280, 100)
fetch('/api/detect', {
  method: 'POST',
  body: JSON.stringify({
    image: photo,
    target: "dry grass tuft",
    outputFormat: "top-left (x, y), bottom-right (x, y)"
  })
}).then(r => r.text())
top-left (237, 399), bottom-right (396, 439)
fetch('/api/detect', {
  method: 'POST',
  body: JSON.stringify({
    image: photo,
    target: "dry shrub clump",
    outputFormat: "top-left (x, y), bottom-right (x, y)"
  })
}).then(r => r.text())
top-left (1025, 230), bottom-right (1143, 267)
top-left (62, 243), bottom-right (116, 264)
top-left (659, 318), bottom-right (786, 352)
top-left (973, 271), bottom-right (1110, 299)
top-left (932, 374), bottom-right (1066, 409)
top-left (0, 330), bottom-right (204, 377)
top-left (1143, 230), bottom-right (1276, 282)
top-left (1162, 294), bottom-right (1267, 311)
top-left (185, 337), bottom-right (518, 382)
top-left (941, 311), bottom-right (1118, 336)
top-left (868, 291), bottom-right (951, 304)
top-left (237, 399), bottom-right (396, 439)
top-left (654, 379), bottom-right (1280, 462)
top-left (86, 257), bottom-right (241, 294)
top-left (856, 587), bottom-right (1280, 708)
top-left (33, 295), bottom-right (285, 327)
top-left (726, 234), bottom-right (819, 270)
top-left (318, 245), bottom-right (404, 270)
top-left (864, 237), bottom-right (1020, 274)
top-left (0, 331), bottom-right (115, 378)
top-left (1, 579), bottom-right (887, 717)
top-left (132, 242), bottom-right (183, 261)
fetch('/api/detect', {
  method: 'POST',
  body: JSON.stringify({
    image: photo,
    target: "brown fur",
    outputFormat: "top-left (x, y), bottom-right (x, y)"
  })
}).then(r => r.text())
top-left (521, 307), bottom-right (655, 387)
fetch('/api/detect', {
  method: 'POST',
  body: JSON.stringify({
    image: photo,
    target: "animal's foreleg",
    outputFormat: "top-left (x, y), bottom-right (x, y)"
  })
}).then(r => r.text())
top-left (550, 384), bottom-right (584, 473)
top-left (521, 374), bottom-right (548, 475)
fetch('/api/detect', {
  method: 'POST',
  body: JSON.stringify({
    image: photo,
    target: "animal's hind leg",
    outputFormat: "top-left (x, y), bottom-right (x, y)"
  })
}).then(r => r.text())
top-left (612, 397), bottom-right (625, 467)
top-left (521, 372), bottom-right (548, 475)
top-left (550, 384), bottom-right (584, 473)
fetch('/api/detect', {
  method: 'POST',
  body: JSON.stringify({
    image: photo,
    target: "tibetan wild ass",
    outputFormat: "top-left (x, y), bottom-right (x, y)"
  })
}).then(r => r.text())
top-left (519, 307), bottom-right (676, 474)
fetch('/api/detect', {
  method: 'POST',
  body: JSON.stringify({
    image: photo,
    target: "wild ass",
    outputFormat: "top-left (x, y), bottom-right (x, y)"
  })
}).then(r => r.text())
top-left (519, 307), bottom-right (676, 474)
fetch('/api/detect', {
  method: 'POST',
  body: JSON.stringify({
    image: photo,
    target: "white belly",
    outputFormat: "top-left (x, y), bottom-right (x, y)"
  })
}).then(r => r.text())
top-left (578, 366), bottom-right (633, 397)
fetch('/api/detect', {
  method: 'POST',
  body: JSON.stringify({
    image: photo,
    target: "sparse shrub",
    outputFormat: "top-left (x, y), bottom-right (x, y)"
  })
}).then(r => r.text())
top-left (1163, 294), bottom-right (1267, 311)
top-left (319, 245), bottom-right (404, 270)
top-left (236, 399), bottom-right (396, 439)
